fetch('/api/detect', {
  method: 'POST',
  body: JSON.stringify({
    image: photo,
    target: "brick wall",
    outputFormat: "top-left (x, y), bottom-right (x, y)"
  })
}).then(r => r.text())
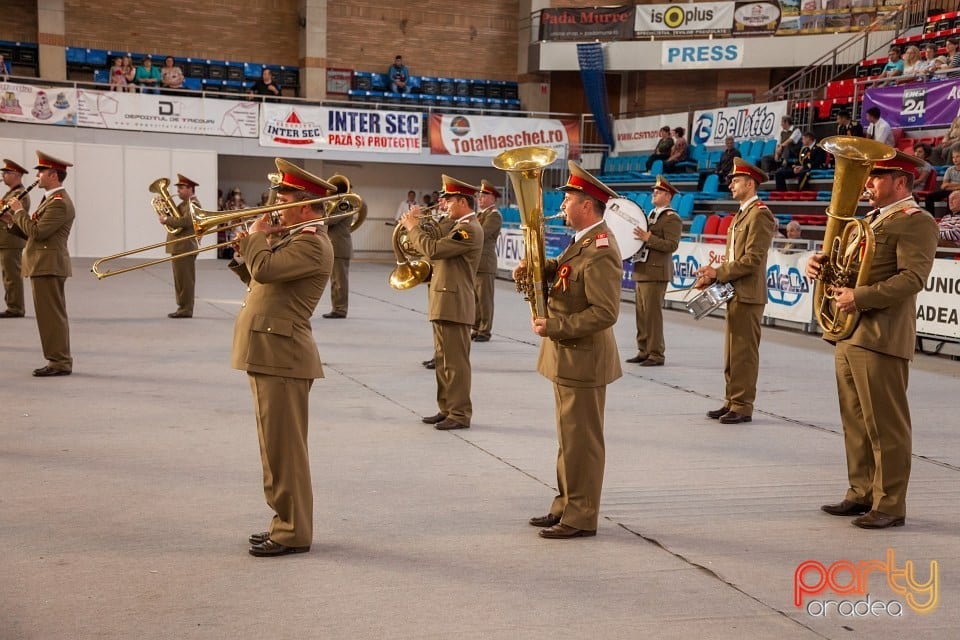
top-left (5, 0), bottom-right (38, 42)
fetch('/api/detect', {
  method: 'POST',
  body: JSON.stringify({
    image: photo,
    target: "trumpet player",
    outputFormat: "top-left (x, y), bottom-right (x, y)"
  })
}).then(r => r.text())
top-left (402, 175), bottom-right (482, 430)
top-left (805, 152), bottom-right (938, 529)
top-left (694, 158), bottom-right (776, 425)
top-left (0, 159), bottom-right (31, 318)
top-left (160, 174), bottom-right (200, 318)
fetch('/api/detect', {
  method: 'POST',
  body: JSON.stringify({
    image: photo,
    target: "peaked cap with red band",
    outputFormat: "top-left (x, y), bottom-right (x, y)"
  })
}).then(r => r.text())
top-left (870, 150), bottom-right (924, 179)
top-left (559, 160), bottom-right (618, 203)
top-left (729, 157), bottom-right (767, 184)
top-left (175, 173), bottom-right (199, 188)
top-left (271, 158), bottom-right (335, 196)
top-left (479, 179), bottom-right (500, 198)
top-left (34, 151), bottom-right (73, 172)
top-left (439, 175), bottom-right (479, 198)
top-left (2, 159), bottom-right (28, 175)
top-left (653, 175), bottom-right (678, 196)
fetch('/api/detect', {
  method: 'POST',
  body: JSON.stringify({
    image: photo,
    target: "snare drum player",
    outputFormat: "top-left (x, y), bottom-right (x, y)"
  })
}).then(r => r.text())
top-left (693, 158), bottom-right (776, 424)
top-left (626, 175), bottom-right (682, 366)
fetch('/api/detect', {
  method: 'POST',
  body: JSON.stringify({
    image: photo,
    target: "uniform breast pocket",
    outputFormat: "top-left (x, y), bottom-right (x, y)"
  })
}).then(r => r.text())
top-left (246, 315), bottom-right (295, 368)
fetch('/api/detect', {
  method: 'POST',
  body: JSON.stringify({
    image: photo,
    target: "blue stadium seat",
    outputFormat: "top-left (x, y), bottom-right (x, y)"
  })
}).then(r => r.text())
top-left (370, 73), bottom-right (387, 91)
top-left (688, 214), bottom-right (707, 237)
top-left (648, 159), bottom-right (663, 176)
top-left (66, 47), bottom-right (86, 65)
top-left (737, 140), bottom-right (752, 156)
top-left (676, 193), bottom-right (695, 220)
top-left (93, 69), bottom-right (109, 84)
top-left (86, 49), bottom-right (108, 66)
top-left (702, 173), bottom-right (720, 194)
top-left (182, 77), bottom-right (202, 91)
top-left (761, 138), bottom-right (777, 157)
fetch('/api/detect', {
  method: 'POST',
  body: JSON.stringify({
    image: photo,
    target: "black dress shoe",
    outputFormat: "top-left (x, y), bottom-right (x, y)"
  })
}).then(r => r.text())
top-left (434, 418), bottom-right (469, 430)
top-left (539, 523), bottom-right (596, 539)
top-left (719, 411), bottom-right (752, 424)
top-left (852, 510), bottom-right (905, 529)
top-left (421, 412), bottom-right (447, 424)
top-left (249, 531), bottom-right (270, 545)
top-left (821, 500), bottom-right (872, 516)
top-left (167, 312), bottom-right (192, 318)
top-left (0, 310), bottom-right (25, 318)
top-left (424, 359), bottom-right (436, 370)
top-left (625, 353), bottom-right (648, 364)
top-left (33, 366), bottom-right (71, 377)
top-left (421, 358), bottom-right (435, 367)
top-left (473, 335), bottom-right (490, 342)
top-left (639, 358), bottom-right (663, 367)
top-left (470, 332), bottom-right (478, 340)
top-left (528, 514), bottom-right (561, 528)
top-left (248, 539), bottom-right (310, 557)
top-left (706, 406), bottom-right (730, 419)
top-left (322, 311), bottom-right (346, 319)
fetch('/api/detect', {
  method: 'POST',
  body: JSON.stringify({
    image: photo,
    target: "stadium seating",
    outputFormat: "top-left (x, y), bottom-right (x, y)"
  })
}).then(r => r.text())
top-left (688, 214), bottom-right (707, 238)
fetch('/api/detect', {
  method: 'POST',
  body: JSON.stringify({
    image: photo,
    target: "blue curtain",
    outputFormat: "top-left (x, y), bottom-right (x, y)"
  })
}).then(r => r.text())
top-left (576, 43), bottom-right (615, 151)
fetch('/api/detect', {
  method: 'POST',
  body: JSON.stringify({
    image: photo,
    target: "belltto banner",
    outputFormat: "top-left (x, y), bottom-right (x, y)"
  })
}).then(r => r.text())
top-left (635, 2), bottom-right (735, 37)
top-left (538, 6), bottom-right (635, 41)
top-left (692, 100), bottom-right (789, 145)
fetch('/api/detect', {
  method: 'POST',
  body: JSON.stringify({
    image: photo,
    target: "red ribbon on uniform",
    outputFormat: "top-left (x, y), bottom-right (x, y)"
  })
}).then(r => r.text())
top-left (553, 264), bottom-right (571, 292)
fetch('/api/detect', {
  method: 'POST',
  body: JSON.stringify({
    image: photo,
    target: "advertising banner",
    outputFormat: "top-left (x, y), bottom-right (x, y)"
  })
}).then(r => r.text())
top-left (429, 113), bottom-right (579, 158)
top-left (661, 39), bottom-right (745, 70)
top-left (917, 259), bottom-right (960, 339)
top-left (691, 100), bottom-right (790, 146)
top-left (496, 226), bottom-right (570, 272)
top-left (259, 104), bottom-right (423, 153)
top-left (0, 82), bottom-right (77, 126)
top-left (539, 6), bottom-right (636, 42)
top-left (862, 78), bottom-right (960, 129)
top-left (76, 90), bottom-right (258, 137)
top-left (733, 1), bottom-right (781, 35)
top-left (635, 2), bottom-right (735, 37)
top-left (613, 111), bottom-right (689, 153)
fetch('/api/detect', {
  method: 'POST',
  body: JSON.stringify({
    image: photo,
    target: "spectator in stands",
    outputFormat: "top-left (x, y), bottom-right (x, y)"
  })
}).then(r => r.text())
top-left (933, 113), bottom-right (960, 164)
top-left (134, 56), bottom-right (162, 94)
top-left (388, 55), bottom-right (410, 94)
top-left (0, 54), bottom-right (9, 80)
top-left (224, 188), bottom-right (246, 211)
top-left (161, 56), bottom-right (184, 92)
top-left (761, 116), bottom-right (801, 172)
top-left (663, 127), bottom-right (689, 173)
top-left (945, 38), bottom-right (960, 69)
top-left (646, 126), bottom-right (674, 172)
top-left (938, 191), bottom-right (960, 246)
top-left (865, 107), bottom-right (894, 146)
top-left (915, 43), bottom-right (943, 80)
top-left (911, 142), bottom-right (935, 188)
top-left (836, 110), bottom-right (864, 137)
top-left (897, 46), bottom-right (922, 83)
top-left (924, 150), bottom-right (960, 213)
top-left (780, 220), bottom-right (804, 253)
top-left (431, 190), bottom-right (441, 205)
top-left (396, 189), bottom-right (418, 221)
top-left (122, 55), bottom-right (137, 92)
top-left (422, 193), bottom-right (433, 208)
top-left (878, 46), bottom-right (904, 85)
top-left (249, 68), bottom-right (282, 100)
top-left (775, 131), bottom-right (826, 191)
top-left (108, 56), bottom-right (126, 91)
top-left (697, 136), bottom-right (740, 189)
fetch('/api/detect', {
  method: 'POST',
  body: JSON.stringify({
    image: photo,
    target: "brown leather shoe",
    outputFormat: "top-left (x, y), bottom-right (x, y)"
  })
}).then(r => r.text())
top-left (248, 531), bottom-right (270, 545)
top-left (421, 412), bottom-right (447, 424)
top-left (539, 523), bottom-right (596, 539)
top-left (434, 418), bottom-right (468, 430)
top-left (639, 358), bottom-right (664, 367)
top-left (706, 406), bottom-right (730, 419)
top-left (719, 411), bottom-right (752, 424)
top-left (528, 514), bottom-right (561, 528)
top-left (33, 366), bottom-right (71, 377)
top-left (625, 353), bottom-right (648, 364)
top-left (852, 510), bottom-right (905, 529)
top-left (248, 539), bottom-right (310, 557)
top-left (820, 500), bottom-right (872, 516)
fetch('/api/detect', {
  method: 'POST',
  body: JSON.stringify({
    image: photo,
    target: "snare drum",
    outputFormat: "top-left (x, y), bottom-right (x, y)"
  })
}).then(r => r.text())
top-left (685, 282), bottom-right (735, 320)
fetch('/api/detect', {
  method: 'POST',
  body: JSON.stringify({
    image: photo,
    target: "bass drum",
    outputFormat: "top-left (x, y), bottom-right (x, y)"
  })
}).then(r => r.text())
top-left (604, 197), bottom-right (647, 258)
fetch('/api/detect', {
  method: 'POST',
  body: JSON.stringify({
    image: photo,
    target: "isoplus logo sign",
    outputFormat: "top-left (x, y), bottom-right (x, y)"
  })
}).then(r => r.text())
top-left (794, 549), bottom-right (938, 617)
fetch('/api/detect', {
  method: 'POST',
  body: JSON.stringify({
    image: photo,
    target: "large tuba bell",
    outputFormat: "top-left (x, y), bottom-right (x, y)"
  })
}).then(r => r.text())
top-left (150, 178), bottom-right (183, 234)
top-left (325, 174), bottom-right (367, 232)
top-left (388, 203), bottom-right (442, 290)
top-left (814, 136), bottom-right (896, 341)
top-left (492, 145), bottom-right (558, 319)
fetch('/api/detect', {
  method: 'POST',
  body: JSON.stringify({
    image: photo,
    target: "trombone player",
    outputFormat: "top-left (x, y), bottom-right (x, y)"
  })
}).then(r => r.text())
top-left (159, 174), bottom-right (200, 318)
top-left (805, 151), bottom-right (938, 529)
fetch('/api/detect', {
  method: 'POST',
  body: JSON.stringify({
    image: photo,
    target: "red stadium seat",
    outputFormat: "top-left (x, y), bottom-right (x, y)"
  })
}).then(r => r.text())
top-left (717, 215), bottom-right (734, 239)
top-left (703, 214), bottom-right (722, 243)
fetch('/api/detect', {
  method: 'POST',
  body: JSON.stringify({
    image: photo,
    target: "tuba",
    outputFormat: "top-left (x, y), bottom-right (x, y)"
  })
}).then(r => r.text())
top-left (492, 146), bottom-right (558, 319)
top-left (814, 136), bottom-right (895, 341)
top-left (388, 203), bottom-right (442, 290)
top-left (150, 178), bottom-right (183, 234)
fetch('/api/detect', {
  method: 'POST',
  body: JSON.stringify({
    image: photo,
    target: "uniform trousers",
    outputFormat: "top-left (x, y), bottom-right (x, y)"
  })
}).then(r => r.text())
top-left (248, 372), bottom-right (314, 548)
top-left (473, 272), bottom-right (496, 338)
top-left (432, 319), bottom-right (472, 425)
top-left (171, 253), bottom-right (196, 315)
top-left (31, 275), bottom-right (71, 371)
top-left (1, 247), bottom-right (25, 314)
top-left (330, 257), bottom-right (349, 315)
top-left (550, 384), bottom-right (606, 531)
top-left (634, 281), bottom-right (668, 361)
top-left (723, 298), bottom-right (764, 416)
top-left (834, 342), bottom-right (912, 517)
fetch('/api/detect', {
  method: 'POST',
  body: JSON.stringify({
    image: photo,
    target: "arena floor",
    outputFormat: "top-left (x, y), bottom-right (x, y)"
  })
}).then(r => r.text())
top-left (1, 259), bottom-right (956, 639)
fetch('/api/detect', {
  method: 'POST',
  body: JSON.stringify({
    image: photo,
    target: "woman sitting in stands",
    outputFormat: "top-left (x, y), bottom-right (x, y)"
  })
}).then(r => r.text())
top-left (911, 142), bottom-right (936, 189)
top-left (161, 56), bottom-right (184, 91)
top-left (109, 57), bottom-right (126, 91)
top-left (898, 46), bottom-right (922, 83)
top-left (122, 55), bottom-right (137, 92)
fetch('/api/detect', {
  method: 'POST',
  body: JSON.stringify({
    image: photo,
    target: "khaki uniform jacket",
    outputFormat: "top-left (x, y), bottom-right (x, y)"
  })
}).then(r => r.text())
top-left (538, 221), bottom-right (623, 388)
top-left (230, 227), bottom-right (333, 379)
top-left (632, 207), bottom-right (681, 283)
top-left (12, 189), bottom-right (75, 277)
top-left (164, 199), bottom-right (200, 255)
top-left (848, 202), bottom-right (939, 360)
top-left (408, 214), bottom-right (483, 325)
top-left (714, 199), bottom-right (776, 304)
top-left (326, 213), bottom-right (353, 260)
top-left (476, 206), bottom-right (503, 275)
top-left (0, 186), bottom-right (29, 250)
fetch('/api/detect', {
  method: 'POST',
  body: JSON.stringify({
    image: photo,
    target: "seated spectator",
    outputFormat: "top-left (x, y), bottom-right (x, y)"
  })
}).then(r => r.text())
top-left (388, 55), bottom-right (410, 94)
top-left (134, 56), bottom-right (162, 94)
top-left (878, 46), bottom-right (904, 85)
top-left (663, 127), bottom-right (689, 173)
top-left (780, 220), bottom-right (804, 253)
top-left (836, 109), bottom-right (864, 137)
top-left (762, 116), bottom-right (801, 172)
top-left (646, 126), bottom-right (674, 172)
top-left (897, 45), bottom-right (922, 83)
top-left (924, 150), bottom-right (960, 213)
top-left (911, 142), bottom-right (936, 188)
top-left (224, 188), bottom-right (246, 211)
top-left (697, 136), bottom-right (740, 189)
top-left (160, 56), bottom-right (184, 91)
top-left (865, 107), bottom-right (894, 146)
top-left (933, 113), bottom-right (960, 164)
top-left (122, 55), bottom-right (137, 92)
top-left (915, 43), bottom-right (942, 80)
top-left (946, 38), bottom-right (960, 69)
top-left (108, 56), bottom-right (126, 91)
top-left (939, 191), bottom-right (960, 245)
top-left (248, 68), bottom-right (282, 100)
top-left (775, 131), bottom-right (826, 191)
top-left (0, 54), bottom-right (10, 81)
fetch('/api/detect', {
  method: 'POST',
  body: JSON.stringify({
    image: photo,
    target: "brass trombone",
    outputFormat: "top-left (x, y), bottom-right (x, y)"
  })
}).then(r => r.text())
top-left (92, 192), bottom-right (364, 279)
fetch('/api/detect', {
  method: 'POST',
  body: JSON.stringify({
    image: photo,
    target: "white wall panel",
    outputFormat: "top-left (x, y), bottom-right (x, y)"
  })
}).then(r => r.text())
top-left (75, 144), bottom-right (123, 258)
